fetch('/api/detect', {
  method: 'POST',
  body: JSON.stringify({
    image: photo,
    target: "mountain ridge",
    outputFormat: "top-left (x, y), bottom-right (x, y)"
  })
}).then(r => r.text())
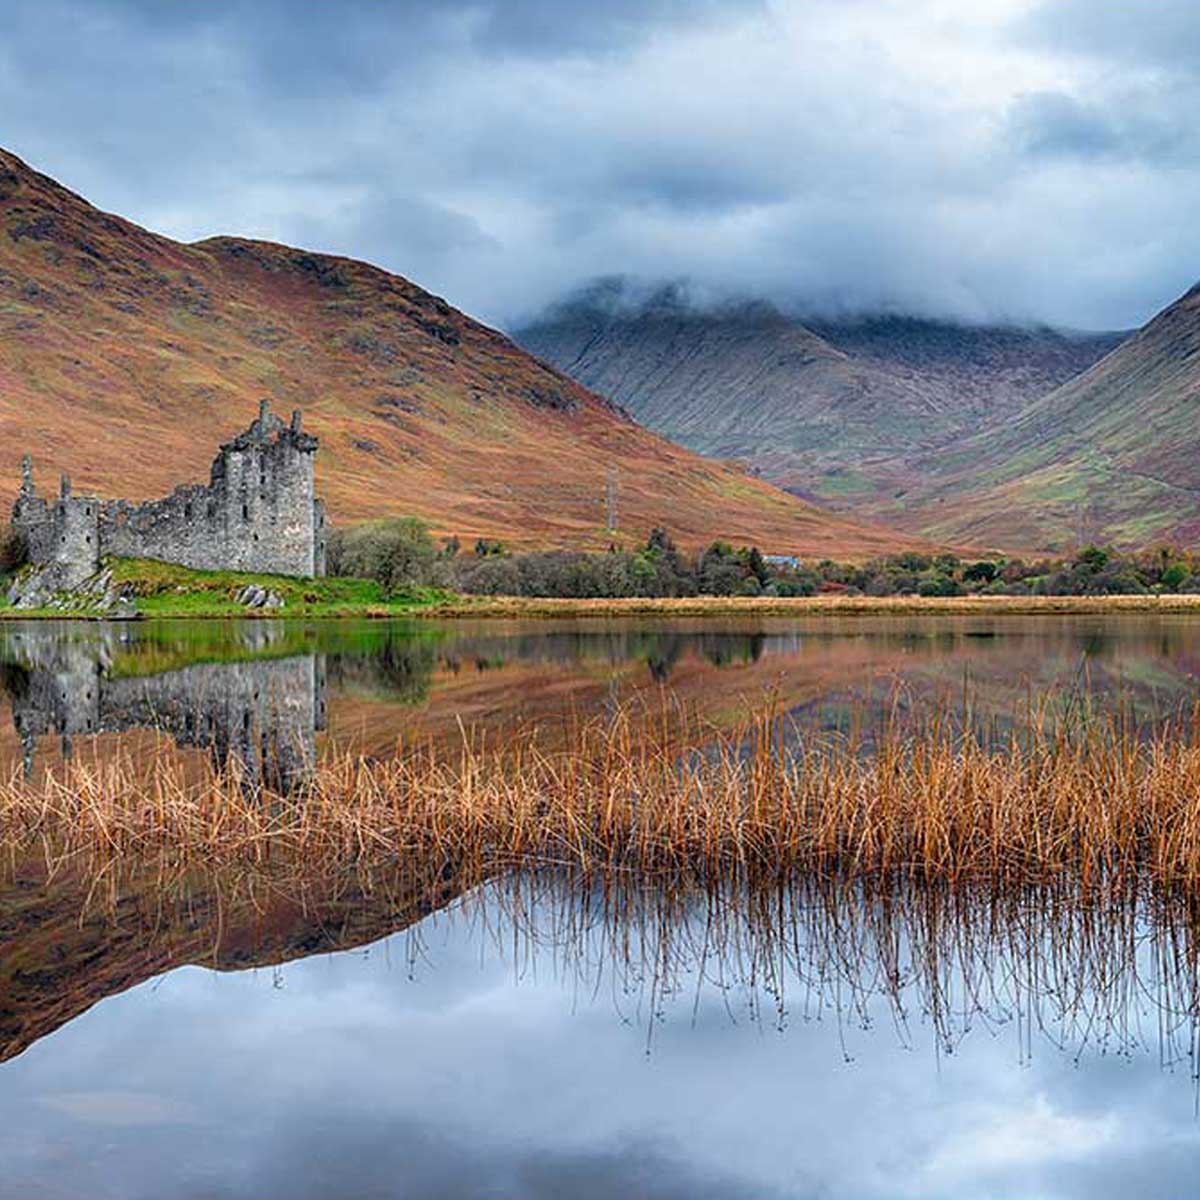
top-left (516, 283), bottom-right (1135, 548)
top-left (870, 282), bottom-right (1200, 550)
top-left (0, 148), bottom-right (926, 557)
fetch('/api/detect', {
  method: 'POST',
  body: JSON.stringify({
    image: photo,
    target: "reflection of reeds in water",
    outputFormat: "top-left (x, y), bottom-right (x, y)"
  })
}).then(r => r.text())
top-left (6, 696), bottom-right (1200, 894)
top-left (11, 850), bottom-right (1198, 1080)
top-left (455, 871), bottom-right (1200, 1074)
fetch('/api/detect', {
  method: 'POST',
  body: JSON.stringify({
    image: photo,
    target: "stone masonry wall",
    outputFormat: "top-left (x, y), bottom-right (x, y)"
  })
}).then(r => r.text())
top-left (13, 402), bottom-right (326, 583)
top-left (12, 466), bottom-right (101, 593)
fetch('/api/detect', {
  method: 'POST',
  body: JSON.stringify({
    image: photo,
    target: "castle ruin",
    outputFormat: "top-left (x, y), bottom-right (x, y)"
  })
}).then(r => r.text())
top-left (12, 401), bottom-right (326, 591)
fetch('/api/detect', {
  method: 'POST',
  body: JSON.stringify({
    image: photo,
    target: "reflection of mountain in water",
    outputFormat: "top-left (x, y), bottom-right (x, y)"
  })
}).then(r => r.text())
top-left (3, 860), bottom-right (1199, 1091)
top-left (0, 856), bottom-right (473, 1065)
top-left (5, 616), bottom-right (1200, 782)
top-left (0, 626), bottom-right (326, 790)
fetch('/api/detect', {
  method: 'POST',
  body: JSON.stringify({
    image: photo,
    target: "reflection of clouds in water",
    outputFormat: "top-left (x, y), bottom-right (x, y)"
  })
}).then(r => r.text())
top-left (921, 1095), bottom-right (1118, 1185)
top-left (242, 1120), bottom-right (777, 1200)
top-left (1, 886), bottom-right (1198, 1200)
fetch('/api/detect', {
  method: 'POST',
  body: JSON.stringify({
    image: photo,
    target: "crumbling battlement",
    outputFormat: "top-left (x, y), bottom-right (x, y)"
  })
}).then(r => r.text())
top-left (12, 401), bottom-right (327, 583)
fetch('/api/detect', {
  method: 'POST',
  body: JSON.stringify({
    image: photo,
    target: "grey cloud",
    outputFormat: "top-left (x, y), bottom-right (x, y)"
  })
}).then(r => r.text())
top-left (288, 191), bottom-right (499, 285)
top-left (454, 0), bottom-right (769, 56)
top-left (1008, 92), bottom-right (1121, 160)
top-left (0, 0), bottom-right (1198, 334)
top-left (605, 142), bottom-right (793, 213)
top-left (1021, 0), bottom-right (1200, 68)
top-left (1006, 90), bottom-right (1197, 168)
top-left (73, 0), bottom-right (766, 63)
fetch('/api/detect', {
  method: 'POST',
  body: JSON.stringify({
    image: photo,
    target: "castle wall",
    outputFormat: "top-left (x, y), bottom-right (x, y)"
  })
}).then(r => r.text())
top-left (14, 495), bottom-right (53, 563)
top-left (13, 473), bottom-right (101, 592)
top-left (53, 494), bottom-right (101, 588)
top-left (12, 403), bottom-right (325, 584)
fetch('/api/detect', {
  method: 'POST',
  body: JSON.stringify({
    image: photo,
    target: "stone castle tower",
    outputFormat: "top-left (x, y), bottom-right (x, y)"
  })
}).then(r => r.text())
top-left (13, 401), bottom-right (326, 586)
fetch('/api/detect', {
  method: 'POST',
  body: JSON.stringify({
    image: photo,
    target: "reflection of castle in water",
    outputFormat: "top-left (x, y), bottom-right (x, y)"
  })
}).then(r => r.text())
top-left (1, 627), bottom-right (326, 790)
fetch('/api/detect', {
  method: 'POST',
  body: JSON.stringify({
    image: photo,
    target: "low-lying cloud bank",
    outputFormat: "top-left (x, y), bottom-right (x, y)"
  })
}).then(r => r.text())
top-left (2, 0), bottom-right (1198, 330)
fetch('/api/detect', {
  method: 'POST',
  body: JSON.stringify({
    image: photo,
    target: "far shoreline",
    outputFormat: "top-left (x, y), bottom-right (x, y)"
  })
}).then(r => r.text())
top-left (7, 591), bottom-right (1200, 622)
top-left (421, 593), bottom-right (1200, 618)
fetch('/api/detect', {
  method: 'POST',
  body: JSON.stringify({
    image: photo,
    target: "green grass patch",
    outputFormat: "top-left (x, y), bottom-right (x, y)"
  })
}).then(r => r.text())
top-left (0, 558), bottom-right (455, 621)
top-left (105, 617), bottom-right (449, 679)
top-left (813, 468), bottom-right (876, 500)
top-left (107, 558), bottom-right (453, 618)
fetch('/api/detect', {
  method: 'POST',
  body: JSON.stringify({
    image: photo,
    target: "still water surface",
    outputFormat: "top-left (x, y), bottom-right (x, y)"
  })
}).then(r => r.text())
top-left (2, 615), bottom-right (1200, 1198)
top-left (4, 613), bottom-right (1200, 775)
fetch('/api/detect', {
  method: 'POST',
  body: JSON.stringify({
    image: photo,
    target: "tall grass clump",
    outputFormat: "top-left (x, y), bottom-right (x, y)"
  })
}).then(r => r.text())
top-left (6, 697), bottom-right (1200, 894)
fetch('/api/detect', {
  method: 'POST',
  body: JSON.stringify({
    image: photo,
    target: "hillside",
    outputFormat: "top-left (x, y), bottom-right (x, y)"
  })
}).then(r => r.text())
top-left (0, 149), bottom-right (919, 557)
top-left (515, 284), bottom-right (1124, 516)
top-left (868, 284), bottom-right (1200, 550)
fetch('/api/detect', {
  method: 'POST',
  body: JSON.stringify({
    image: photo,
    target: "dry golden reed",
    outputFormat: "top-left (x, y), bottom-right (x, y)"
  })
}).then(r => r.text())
top-left (431, 592), bottom-right (1200, 619)
top-left (6, 697), bottom-right (1200, 892)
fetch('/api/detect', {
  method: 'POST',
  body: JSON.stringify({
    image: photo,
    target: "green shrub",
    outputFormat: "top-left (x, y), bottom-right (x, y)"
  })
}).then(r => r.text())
top-left (963, 560), bottom-right (999, 583)
top-left (326, 519), bottom-right (436, 594)
top-left (1161, 563), bottom-right (1189, 591)
top-left (917, 572), bottom-right (962, 598)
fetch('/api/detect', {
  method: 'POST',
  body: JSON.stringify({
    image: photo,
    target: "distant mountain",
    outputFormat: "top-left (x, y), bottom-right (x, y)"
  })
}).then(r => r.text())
top-left (518, 290), bottom-right (940, 479)
top-left (806, 314), bottom-right (1127, 429)
top-left (869, 284), bottom-right (1200, 551)
top-left (516, 283), bottom-right (1126, 542)
top-left (0, 150), bottom-right (923, 557)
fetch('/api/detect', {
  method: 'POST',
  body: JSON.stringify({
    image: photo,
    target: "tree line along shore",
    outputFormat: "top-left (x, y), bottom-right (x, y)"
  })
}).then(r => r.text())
top-left (6, 519), bottom-right (1200, 619)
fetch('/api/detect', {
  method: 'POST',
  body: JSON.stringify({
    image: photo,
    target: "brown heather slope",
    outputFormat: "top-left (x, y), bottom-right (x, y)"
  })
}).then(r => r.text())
top-left (0, 148), bottom-right (923, 557)
top-left (515, 284), bottom-right (1123, 516)
top-left (867, 284), bottom-right (1200, 551)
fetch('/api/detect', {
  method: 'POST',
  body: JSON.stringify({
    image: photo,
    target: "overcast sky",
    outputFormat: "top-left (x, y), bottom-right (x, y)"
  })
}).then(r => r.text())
top-left (3, 0), bottom-right (1199, 330)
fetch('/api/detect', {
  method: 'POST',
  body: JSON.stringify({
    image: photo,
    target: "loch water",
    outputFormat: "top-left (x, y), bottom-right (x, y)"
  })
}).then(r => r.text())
top-left (1, 615), bottom-right (1200, 1198)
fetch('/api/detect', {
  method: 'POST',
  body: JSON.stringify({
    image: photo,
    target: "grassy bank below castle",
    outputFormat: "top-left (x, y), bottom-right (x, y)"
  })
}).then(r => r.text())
top-left (0, 558), bottom-right (451, 619)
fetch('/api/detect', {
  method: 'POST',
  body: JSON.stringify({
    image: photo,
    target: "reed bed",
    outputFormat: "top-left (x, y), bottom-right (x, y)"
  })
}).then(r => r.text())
top-left (10, 852), bottom-right (1200, 1072)
top-left (6, 698), bottom-right (1200, 893)
top-left (429, 592), bottom-right (1200, 618)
